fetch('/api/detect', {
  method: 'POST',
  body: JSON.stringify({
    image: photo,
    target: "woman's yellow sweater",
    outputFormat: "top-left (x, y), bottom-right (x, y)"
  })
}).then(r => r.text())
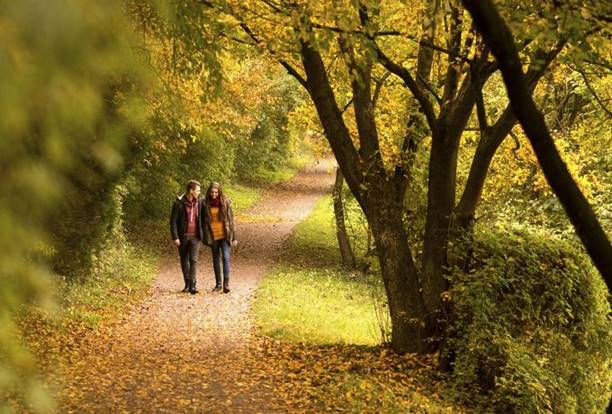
top-left (210, 207), bottom-right (226, 241)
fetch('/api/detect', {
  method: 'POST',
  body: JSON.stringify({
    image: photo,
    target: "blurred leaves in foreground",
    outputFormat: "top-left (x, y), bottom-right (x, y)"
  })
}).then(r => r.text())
top-left (0, 0), bottom-right (151, 411)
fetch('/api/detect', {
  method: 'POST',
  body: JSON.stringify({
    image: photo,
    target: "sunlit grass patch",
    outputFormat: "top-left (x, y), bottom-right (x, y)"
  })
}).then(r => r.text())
top-left (288, 195), bottom-right (369, 267)
top-left (21, 241), bottom-right (158, 338)
top-left (224, 182), bottom-right (262, 213)
top-left (252, 267), bottom-right (387, 346)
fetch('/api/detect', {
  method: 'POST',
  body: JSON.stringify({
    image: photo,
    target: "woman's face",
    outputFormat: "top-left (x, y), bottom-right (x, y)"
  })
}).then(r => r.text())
top-left (210, 188), bottom-right (219, 199)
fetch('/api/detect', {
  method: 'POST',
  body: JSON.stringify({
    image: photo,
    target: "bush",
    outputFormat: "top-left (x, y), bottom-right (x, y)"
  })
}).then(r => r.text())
top-left (447, 226), bottom-right (611, 413)
top-left (122, 120), bottom-right (236, 243)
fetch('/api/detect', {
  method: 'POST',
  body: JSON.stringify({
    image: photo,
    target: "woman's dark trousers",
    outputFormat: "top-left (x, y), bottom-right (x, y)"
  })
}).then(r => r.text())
top-left (211, 239), bottom-right (231, 289)
top-left (178, 236), bottom-right (200, 291)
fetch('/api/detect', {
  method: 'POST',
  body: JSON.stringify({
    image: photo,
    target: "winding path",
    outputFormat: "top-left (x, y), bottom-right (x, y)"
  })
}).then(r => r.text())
top-left (58, 161), bottom-right (335, 413)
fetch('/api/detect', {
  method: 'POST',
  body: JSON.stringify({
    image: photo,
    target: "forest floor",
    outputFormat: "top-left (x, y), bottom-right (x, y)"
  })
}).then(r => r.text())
top-left (40, 160), bottom-right (467, 413)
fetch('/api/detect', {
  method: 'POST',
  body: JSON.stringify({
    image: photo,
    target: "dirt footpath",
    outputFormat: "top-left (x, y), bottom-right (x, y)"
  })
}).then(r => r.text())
top-left (55, 160), bottom-right (335, 413)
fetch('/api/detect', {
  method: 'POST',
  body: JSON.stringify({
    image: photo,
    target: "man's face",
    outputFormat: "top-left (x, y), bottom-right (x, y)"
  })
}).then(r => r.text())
top-left (190, 186), bottom-right (201, 198)
top-left (211, 188), bottom-right (219, 199)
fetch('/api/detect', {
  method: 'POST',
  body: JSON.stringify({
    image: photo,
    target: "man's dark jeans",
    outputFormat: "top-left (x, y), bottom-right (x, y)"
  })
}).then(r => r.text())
top-left (211, 239), bottom-right (231, 288)
top-left (178, 236), bottom-right (200, 290)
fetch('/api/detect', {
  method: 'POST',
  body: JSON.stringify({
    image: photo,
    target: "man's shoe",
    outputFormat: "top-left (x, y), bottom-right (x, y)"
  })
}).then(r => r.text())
top-left (212, 286), bottom-right (222, 292)
top-left (181, 286), bottom-right (189, 293)
top-left (223, 287), bottom-right (230, 294)
top-left (190, 289), bottom-right (199, 295)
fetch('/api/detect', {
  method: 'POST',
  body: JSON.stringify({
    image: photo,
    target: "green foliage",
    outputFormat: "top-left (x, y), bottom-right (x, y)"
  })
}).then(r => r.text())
top-left (234, 76), bottom-right (303, 183)
top-left (253, 267), bottom-right (384, 346)
top-left (129, 0), bottom-right (225, 93)
top-left (59, 234), bottom-right (157, 330)
top-left (447, 226), bottom-right (611, 413)
top-left (0, 0), bottom-right (152, 410)
top-left (122, 63), bottom-right (308, 244)
top-left (472, 67), bottom-right (612, 241)
top-left (123, 121), bottom-right (234, 236)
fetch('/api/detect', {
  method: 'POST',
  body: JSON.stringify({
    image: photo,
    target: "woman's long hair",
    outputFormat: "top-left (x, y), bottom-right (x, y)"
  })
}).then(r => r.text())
top-left (205, 181), bottom-right (226, 221)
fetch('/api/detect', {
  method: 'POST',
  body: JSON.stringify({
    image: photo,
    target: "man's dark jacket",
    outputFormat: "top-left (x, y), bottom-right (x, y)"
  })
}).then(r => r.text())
top-left (170, 194), bottom-right (205, 241)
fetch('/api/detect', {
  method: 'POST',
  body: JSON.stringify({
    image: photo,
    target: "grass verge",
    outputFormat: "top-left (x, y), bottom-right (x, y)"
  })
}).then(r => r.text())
top-left (20, 238), bottom-right (157, 350)
top-left (253, 191), bottom-right (385, 346)
top-left (251, 189), bottom-right (470, 412)
top-left (252, 267), bottom-right (385, 346)
top-left (224, 182), bottom-right (262, 213)
top-left (287, 194), bottom-right (369, 267)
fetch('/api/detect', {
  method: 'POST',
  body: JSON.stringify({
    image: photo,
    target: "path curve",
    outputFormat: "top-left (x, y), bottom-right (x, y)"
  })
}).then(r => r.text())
top-left (58, 160), bottom-right (335, 413)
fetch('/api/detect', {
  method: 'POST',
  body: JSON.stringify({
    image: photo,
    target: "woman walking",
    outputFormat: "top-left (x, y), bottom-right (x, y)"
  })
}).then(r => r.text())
top-left (203, 182), bottom-right (237, 293)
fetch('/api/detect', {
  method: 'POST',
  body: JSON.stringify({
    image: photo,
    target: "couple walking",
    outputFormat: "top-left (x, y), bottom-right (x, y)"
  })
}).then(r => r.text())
top-left (169, 180), bottom-right (237, 294)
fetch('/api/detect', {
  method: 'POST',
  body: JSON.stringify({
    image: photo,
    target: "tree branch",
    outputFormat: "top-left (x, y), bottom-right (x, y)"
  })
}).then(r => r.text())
top-left (372, 43), bottom-right (437, 129)
top-left (578, 68), bottom-right (612, 117)
top-left (462, 0), bottom-right (612, 289)
top-left (238, 22), bottom-right (308, 88)
top-left (471, 67), bottom-right (488, 132)
top-left (372, 71), bottom-right (391, 107)
top-left (310, 22), bottom-right (476, 64)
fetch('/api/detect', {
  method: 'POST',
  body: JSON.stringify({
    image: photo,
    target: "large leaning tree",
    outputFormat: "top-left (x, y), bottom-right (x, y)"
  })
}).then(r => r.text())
top-left (135, 0), bottom-right (611, 353)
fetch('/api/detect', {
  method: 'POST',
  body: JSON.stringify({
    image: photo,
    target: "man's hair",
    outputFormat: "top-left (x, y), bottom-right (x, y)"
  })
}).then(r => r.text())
top-left (186, 180), bottom-right (201, 193)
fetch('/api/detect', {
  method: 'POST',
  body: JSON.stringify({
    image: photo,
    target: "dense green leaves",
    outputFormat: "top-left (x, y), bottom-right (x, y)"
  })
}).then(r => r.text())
top-left (447, 227), bottom-right (611, 412)
top-left (0, 0), bottom-right (151, 409)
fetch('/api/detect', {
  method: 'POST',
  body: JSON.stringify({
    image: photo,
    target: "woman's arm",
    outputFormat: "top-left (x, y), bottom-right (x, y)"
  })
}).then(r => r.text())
top-left (226, 199), bottom-right (237, 243)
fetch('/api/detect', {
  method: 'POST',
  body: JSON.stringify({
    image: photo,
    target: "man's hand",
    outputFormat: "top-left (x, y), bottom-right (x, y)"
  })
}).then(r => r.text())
top-left (173, 239), bottom-right (180, 247)
top-left (231, 240), bottom-right (238, 247)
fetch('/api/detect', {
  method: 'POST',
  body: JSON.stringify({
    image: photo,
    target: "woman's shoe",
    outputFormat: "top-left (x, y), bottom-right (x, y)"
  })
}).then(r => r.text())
top-left (223, 287), bottom-right (230, 294)
top-left (212, 286), bottom-right (222, 292)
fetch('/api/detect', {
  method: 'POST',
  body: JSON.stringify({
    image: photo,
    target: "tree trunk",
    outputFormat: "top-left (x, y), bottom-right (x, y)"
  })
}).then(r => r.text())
top-left (420, 66), bottom-right (496, 322)
top-left (463, 0), bottom-right (612, 290)
top-left (455, 44), bottom-right (565, 231)
top-left (367, 200), bottom-right (428, 353)
top-left (421, 119), bottom-right (459, 317)
top-left (333, 167), bottom-right (356, 269)
top-left (299, 40), bottom-right (428, 353)
top-left (454, 127), bottom-right (506, 230)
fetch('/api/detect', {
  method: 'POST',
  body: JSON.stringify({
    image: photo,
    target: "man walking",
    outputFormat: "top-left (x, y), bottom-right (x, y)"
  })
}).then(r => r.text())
top-left (170, 180), bottom-right (204, 294)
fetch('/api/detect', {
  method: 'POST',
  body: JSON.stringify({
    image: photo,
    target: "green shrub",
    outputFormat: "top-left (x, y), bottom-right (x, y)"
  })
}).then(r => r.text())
top-left (447, 226), bottom-right (611, 413)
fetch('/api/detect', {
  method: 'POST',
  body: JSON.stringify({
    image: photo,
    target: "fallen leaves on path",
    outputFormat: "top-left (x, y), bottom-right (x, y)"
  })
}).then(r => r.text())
top-left (16, 163), bottom-right (468, 413)
top-left (245, 337), bottom-right (468, 413)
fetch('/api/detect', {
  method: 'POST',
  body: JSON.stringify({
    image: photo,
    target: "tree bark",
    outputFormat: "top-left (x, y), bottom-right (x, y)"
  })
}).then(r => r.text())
top-left (333, 167), bottom-right (356, 269)
top-left (375, 35), bottom-right (496, 327)
top-left (420, 71), bottom-right (487, 317)
top-left (455, 44), bottom-right (565, 230)
top-left (367, 199), bottom-right (428, 353)
top-left (462, 0), bottom-right (612, 290)
top-left (300, 40), bottom-right (429, 353)
top-left (421, 118), bottom-right (460, 316)
top-left (454, 107), bottom-right (516, 229)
